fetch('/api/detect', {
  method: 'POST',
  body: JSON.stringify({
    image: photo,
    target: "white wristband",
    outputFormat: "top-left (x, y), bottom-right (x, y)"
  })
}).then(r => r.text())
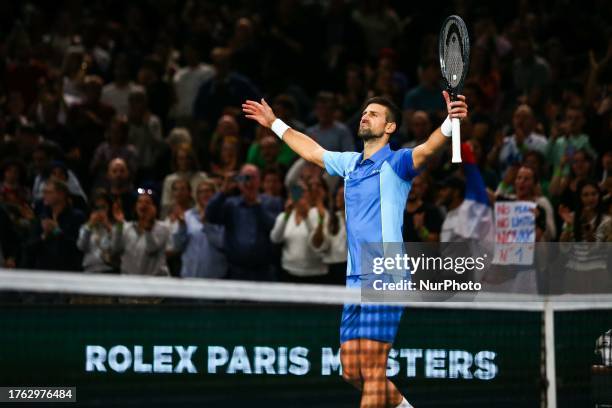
top-left (441, 116), bottom-right (452, 137)
top-left (271, 118), bottom-right (290, 139)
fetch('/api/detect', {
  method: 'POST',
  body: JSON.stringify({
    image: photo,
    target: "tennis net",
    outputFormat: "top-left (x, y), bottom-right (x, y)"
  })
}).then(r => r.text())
top-left (0, 269), bottom-right (611, 408)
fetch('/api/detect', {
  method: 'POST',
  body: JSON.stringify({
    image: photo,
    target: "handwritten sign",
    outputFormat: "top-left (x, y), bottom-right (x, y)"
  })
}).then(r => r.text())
top-left (493, 201), bottom-right (536, 265)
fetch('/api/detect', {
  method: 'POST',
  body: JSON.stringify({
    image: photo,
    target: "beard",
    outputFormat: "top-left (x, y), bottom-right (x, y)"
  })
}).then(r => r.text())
top-left (358, 127), bottom-right (384, 141)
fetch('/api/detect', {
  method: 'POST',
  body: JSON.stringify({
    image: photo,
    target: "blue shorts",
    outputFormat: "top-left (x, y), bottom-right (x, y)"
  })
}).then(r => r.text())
top-left (340, 303), bottom-right (403, 344)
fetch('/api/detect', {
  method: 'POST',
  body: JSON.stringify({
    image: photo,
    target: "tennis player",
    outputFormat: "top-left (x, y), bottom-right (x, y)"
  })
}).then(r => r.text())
top-left (243, 91), bottom-right (467, 408)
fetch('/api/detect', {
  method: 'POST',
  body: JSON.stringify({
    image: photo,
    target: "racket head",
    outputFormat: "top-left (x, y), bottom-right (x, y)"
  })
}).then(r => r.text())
top-left (438, 15), bottom-right (470, 98)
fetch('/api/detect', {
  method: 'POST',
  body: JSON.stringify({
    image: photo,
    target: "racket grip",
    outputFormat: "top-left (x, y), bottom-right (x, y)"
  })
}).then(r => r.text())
top-left (451, 118), bottom-right (462, 163)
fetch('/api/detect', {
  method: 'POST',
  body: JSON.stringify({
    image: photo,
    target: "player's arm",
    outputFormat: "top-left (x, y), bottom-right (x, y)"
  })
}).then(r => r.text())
top-left (242, 99), bottom-right (326, 168)
top-left (412, 91), bottom-right (468, 169)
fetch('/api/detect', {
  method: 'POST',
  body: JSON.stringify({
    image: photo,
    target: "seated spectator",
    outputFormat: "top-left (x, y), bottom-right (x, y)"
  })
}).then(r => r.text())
top-left (1, 159), bottom-right (30, 204)
top-left (25, 180), bottom-right (85, 271)
top-left (207, 114), bottom-right (241, 164)
top-left (207, 164), bottom-right (283, 281)
top-left (246, 128), bottom-right (296, 170)
top-left (209, 135), bottom-right (242, 179)
top-left (271, 178), bottom-right (328, 283)
top-left (262, 167), bottom-right (285, 198)
top-left (559, 180), bottom-right (612, 242)
top-left (90, 115), bottom-right (138, 189)
top-left (105, 158), bottom-right (137, 221)
top-left (162, 178), bottom-right (194, 220)
top-left (160, 144), bottom-right (208, 216)
top-left (401, 110), bottom-right (431, 148)
top-left (35, 161), bottom-right (88, 214)
top-left (550, 149), bottom-right (594, 210)
top-left (310, 184), bottom-right (347, 285)
top-left (559, 180), bottom-right (612, 292)
top-left (498, 104), bottom-right (548, 173)
top-left (77, 189), bottom-right (115, 273)
top-left (306, 91), bottom-right (355, 152)
top-left (172, 180), bottom-right (227, 279)
top-left (402, 174), bottom-right (443, 243)
top-left (111, 189), bottom-right (170, 276)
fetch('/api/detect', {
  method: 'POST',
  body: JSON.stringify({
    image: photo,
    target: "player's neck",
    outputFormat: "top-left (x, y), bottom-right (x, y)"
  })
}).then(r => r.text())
top-left (362, 138), bottom-right (388, 161)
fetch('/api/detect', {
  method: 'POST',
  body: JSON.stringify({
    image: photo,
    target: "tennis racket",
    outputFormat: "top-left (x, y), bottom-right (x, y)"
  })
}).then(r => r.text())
top-left (438, 15), bottom-right (470, 163)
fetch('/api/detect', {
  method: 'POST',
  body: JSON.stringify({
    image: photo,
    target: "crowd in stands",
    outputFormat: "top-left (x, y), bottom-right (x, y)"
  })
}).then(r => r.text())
top-left (0, 0), bottom-right (611, 287)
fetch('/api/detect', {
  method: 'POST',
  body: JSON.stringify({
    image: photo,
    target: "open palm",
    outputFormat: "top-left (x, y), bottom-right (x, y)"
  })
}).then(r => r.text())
top-left (242, 99), bottom-right (276, 128)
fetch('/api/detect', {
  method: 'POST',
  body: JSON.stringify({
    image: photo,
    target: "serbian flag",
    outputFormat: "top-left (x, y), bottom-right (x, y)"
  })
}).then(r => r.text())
top-left (441, 143), bottom-right (494, 243)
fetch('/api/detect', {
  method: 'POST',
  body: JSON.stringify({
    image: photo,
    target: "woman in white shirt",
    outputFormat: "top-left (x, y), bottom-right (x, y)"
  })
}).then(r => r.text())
top-left (111, 189), bottom-right (170, 277)
top-left (270, 181), bottom-right (328, 283)
top-left (310, 185), bottom-right (347, 285)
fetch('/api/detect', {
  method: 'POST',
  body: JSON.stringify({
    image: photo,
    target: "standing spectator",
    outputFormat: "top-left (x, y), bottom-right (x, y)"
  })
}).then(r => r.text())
top-left (102, 54), bottom-right (144, 116)
top-left (209, 136), bottom-right (242, 179)
top-left (351, 1), bottom-right (401, 58)
top-left (76, 189), bottom-right (115, 273)
top-left (67, 75), bottom-right (116, 168)
top-left (512, 35), bottom-right (551, 99)
top-left (25, 180), bottom-right (85, 271)
top-left (271, 180), bottom-right (328, 283)
top-left (193, 47), bottom-right (261, 125)
top-left (511, 166), bottom-right (556, 241)
top-left (172, 42), bottom-right (215, 120)
top-left (310, 185), bottom-right (347, 285)
top-left (546, 106), bottom-right (596, 169)
top-left (207, 164), bottom-right (282, 281)
top-left (402, 59), bottom-right (446, 125)
top-left (137, 56), bottom-right (174, 129)
top-left (127, 89), bottom-right (164, 183)
top-left (173, 180), bottom-right (227, 279)
top-left (402, 174), bottom-right (443, 243)
top-left (111, 189), bottom-right (170, 276)
top-left (160, 144), bottom-right (208, 216)
top-left (306, 92), bottom-right (355, 152)
top-left (163, 178), bottom-right (194, 276)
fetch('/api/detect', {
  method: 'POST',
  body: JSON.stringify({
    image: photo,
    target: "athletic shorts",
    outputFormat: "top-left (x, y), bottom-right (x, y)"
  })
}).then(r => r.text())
top-left (340, 274), bottom-right (403, 344)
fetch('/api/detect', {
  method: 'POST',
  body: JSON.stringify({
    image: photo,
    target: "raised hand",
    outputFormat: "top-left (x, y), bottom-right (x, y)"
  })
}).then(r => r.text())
top-left (442, 91), bottom-right (468, 120)
top-left (242, 99), bottom-right (277, 128)
top-left (112, 201), bottom-right (125, 223)
top-left (558, 205), bottom-right (574, 225)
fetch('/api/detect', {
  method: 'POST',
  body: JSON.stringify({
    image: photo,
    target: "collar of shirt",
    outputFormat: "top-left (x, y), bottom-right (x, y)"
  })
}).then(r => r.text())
top-left (357, 143), bottom-right (392, 166)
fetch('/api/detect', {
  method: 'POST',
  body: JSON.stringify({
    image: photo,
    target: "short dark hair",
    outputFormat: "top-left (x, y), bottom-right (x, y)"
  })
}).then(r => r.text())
top-left (361, 96), bottom-right (402, 129)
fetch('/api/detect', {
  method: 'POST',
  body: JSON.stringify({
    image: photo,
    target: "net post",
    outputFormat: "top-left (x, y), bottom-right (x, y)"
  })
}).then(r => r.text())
top-left (544, 300), bottom-right (557, 408)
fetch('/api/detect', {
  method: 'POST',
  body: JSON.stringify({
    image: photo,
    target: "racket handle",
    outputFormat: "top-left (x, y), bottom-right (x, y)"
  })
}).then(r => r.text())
top-left (451, 117), bottom-right (462, 163)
